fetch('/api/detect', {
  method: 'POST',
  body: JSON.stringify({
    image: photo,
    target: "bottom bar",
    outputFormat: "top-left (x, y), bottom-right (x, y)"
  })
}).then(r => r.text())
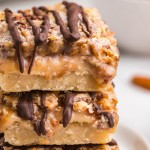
top-left (0, 85), bottom-right (118, 146)
top-left (0, 133), bottom-right (119, 150)
top-left (3, 144), bottom-right (119, 150)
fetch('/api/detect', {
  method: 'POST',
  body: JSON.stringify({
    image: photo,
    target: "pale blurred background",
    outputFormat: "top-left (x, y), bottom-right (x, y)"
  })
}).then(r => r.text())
top-left (0, 0), bottom-right (150, 149)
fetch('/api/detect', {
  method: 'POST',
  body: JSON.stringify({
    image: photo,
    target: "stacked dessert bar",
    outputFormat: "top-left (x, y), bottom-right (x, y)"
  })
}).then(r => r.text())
top-left (0, 1), bottom-right (119, 150)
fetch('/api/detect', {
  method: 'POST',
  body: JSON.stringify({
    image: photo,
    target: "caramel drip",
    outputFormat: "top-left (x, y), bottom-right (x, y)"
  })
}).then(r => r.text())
top-left (5, 9), bottom-right (24, 73)
top-left (62, 91), bottom-right (75, 127)
top-left (39, 1), bottom-right (91, 42)
top-left (19, 10), bottom-right (50, 74)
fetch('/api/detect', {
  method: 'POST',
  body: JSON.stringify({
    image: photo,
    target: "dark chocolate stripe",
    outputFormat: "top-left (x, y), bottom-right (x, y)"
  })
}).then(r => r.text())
top-left (33, 121), bottom-right (41, 136)
top-left (39, 7), bottom-right (70, 40)
top-left (50, 10), bottom-right (70, 40)
top-left (93, 100), bottom-right (114, 128)
top-left (62, 91), bottom-right (75, 127)
top-left (19, 10), bottom-right (50, 74)
top-left (40, 109), bottom-right (47, 135)
top-left (81, 7), bottom-right (92, 37)
top-left (39, 15), bottom-right (50, 43)
top-left (33, 7), bottom-right (42, 16)
top-left (40, 91), bottom-right (46, 107)
top-left (5, 8), bottom-right (24, 73)
top-left (16, 91), bottom-right (47, 136)
top-left (40, 91), bottom-right (47, 135)
top-left (17, 92), bottom-right (34, 120)
top-left (89, 92), bottom-right (103, 100)
top-left (33, 91), bottom-right (47, 135)
top-left (40, 2), bottom-right (91, 42)
top-left (100, 111), bottom-right (114, 128)
top-left (63, 1), bottom-right (81, 41)
top-left (108, 139), bottom-right (117, 146)
top-left (63, 1), bottom-right (91, 41)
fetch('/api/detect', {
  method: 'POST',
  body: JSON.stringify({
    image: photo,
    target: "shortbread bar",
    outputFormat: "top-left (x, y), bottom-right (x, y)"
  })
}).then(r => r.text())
top-left (0, 84), bottom-right (118, 146)
top-left (0, 134), bottom-right (119, 150)
top-left (0, 2), bottom-right (119, 92)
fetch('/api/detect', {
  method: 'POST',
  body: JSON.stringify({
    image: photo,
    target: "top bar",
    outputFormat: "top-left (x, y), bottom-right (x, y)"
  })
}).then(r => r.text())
top-left (0, 2), bottom-right (119, 92)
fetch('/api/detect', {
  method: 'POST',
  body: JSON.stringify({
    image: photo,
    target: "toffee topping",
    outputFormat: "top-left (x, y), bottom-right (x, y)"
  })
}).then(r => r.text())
top-left (5, 8), bottom-right (24, 73)
top-left (5, 2), bottom-right (92, 73)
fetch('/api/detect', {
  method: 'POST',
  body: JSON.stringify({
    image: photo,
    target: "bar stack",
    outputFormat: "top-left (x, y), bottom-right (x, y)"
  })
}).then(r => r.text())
top-left (0, 1), bottom-right (120, 150)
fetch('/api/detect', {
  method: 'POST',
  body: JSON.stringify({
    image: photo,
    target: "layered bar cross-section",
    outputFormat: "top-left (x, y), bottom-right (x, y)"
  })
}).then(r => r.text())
top-left (0, 84), bottom-right (118, 146)
top-left (0, 2), bottom-right (119, 92)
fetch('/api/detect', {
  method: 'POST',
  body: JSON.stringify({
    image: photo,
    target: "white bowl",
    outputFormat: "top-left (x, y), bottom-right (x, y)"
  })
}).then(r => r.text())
top-left (96, 0), bottom-right (150, 54)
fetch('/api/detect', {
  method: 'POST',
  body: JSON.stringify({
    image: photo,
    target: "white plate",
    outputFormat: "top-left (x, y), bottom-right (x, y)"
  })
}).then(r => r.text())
top-left (114, 124), bottom-right (150, 150)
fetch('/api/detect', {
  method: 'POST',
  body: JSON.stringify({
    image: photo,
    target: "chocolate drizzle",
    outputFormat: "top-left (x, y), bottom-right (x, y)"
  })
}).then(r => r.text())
top-left (17, 92), bottom-right (34, 120)
top-left (5, 9), bottom-right (24, 73)
top-left (99, 111), bottom-right (114, 128)
top-left (16, 91), bottom-right (47, 136)
top-left (90, 92), bottom-right (114, 128)
top-left (108, 139), bottom-right (118, 146)
top-left (33, 91), bottom-right (47, 135)
top-left (89, 92), bottom-right (103, 101)
top-left (62, 91), bottom-right (75, 127)
top-left (40, 109), bottom-right (47, 135)
top-left (94, 102), bottom-right (114, 128)
top-left (63, 1), bottom-right (83, 41)
top-left (19, 9), bottom-right (50, 74)
top-left (33, 7), bottom-right (42, 16)
top-left (39, 1), bottom-right (91, 42)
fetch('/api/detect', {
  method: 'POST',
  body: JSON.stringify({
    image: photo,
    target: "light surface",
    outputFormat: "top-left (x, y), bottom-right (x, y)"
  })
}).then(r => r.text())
top-left (115, 54), bottom-right (150, 143)
top-left (114, 124), bottom-right (150, 150)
